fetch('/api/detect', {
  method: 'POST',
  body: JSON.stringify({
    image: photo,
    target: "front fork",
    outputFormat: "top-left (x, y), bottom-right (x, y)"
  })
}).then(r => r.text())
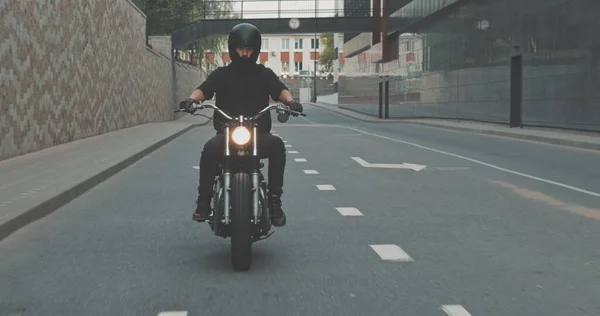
top-left (222, 125), bottom-right (261, 225)
top-left (223, 127), bottom-right (231, 225)
top-left (252, 126), bottom-right (260, 224)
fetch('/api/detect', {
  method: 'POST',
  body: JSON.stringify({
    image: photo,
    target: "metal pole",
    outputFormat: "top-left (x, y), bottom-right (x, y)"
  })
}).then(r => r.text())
top-left (378, 81), bottom-right (383, 119)
top-left (384, 79), bottom-right (390, 119)
top-left (510, 54), bottom-right (523, 128)
top-left (310, 0), bottom-right (318, 103)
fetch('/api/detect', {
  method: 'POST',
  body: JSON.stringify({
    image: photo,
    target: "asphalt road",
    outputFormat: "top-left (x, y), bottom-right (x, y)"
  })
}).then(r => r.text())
top-left (1, 104), bottom-right (599, 316)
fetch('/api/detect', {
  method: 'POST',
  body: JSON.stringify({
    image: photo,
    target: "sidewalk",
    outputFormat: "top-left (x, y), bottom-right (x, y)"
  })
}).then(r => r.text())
top-left (0, 113), bottom-right (211, 241)
top-left (310, 102), bottom-right (600, 152)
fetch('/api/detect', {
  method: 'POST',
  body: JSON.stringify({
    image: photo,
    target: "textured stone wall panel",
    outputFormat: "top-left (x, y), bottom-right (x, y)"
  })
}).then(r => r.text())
top-left (0, 0), bottom-right (203, 161)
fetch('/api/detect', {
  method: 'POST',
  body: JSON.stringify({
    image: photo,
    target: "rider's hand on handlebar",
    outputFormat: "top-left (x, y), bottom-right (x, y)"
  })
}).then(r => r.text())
top-left (179, 98), bottom-right (196, 112)
top-left (286, 100), bottom-right (303, 117)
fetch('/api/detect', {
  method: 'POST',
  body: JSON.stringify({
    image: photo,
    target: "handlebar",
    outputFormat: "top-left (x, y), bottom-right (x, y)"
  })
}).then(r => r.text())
top-left (174, 101), bottom-right (306, 121)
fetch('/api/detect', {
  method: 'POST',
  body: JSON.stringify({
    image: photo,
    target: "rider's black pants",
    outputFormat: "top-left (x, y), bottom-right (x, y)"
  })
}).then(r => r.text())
top-left (197, 132), bottom-right (287, 200)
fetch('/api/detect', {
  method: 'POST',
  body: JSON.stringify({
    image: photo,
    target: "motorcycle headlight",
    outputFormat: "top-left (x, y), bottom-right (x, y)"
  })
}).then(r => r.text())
top-left (231, 126), bottom-right (251, 145)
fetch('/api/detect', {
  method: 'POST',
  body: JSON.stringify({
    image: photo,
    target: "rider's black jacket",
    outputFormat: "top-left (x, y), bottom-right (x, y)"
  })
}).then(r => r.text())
top-left (197, 63), bottom-right (289, 134)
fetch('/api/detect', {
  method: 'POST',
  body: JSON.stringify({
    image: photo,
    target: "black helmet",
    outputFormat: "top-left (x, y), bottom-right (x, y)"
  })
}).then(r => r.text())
top-left (228, 23), bottom-right (261, 68)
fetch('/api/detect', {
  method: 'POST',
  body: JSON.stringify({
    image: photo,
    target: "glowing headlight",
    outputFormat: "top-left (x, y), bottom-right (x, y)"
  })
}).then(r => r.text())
top-left (231, 126), bottom-right (251, 145)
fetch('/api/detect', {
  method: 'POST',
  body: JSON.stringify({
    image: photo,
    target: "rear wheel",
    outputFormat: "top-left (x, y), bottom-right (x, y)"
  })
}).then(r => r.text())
top-left (230, 172), bottom-right (253, 271)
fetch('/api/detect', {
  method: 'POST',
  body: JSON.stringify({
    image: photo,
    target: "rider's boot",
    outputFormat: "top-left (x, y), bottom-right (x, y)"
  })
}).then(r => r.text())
top-left (192, 196), bottom-right (211, 222)
top-left (268, 193), bottom-right (287, 227)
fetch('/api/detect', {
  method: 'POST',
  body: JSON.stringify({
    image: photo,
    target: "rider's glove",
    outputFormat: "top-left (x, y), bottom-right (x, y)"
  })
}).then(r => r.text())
top-left (286, 100), bottom-right (303, 117)
top-left (179, 98), bottom-right (196, 112)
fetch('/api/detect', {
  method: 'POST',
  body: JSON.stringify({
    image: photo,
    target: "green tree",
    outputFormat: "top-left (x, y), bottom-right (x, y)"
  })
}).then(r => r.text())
top-left (142, 0), bottom-right (233, 71)
top-left (319, 33), bottom-right (335, 74)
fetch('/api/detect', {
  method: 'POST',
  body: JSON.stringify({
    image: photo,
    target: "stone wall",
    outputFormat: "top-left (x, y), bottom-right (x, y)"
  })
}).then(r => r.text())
top-left (0, 0), bottom-right (204, 161)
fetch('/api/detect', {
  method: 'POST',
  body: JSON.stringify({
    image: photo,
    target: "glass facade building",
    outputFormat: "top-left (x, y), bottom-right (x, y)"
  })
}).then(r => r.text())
top-left (339, 0), bottom-right (600, 131)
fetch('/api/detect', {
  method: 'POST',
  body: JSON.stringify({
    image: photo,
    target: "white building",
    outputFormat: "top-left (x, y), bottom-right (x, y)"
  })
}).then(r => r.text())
top-left (204, 33), bottom-right (344, 78)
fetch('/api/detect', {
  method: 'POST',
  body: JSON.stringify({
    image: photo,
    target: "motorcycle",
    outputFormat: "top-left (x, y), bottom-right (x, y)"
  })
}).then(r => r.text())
top-left (175, 101), bottom-right (305, 271)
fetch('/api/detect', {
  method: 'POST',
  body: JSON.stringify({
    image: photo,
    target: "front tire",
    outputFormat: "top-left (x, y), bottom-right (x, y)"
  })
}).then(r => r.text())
top-left (230, 172), bottom-right (253, 271)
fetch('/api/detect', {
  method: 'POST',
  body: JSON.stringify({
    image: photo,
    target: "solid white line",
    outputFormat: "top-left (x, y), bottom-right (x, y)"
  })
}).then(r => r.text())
top-left (157, 312), bottom-right (188, 316)
top-left (344, 126), bottom-right (600, 198)
top-left (441, 305), bottom-right (473, 316)
top-left (288, 150), bottom-right (299, 153)
top-left (336, 207), bottom-right (363, 216)
top-left (369, 244), bottom-right (414, 262)
top-left (304, 170), bottom-right (319, 174)
top-left (302, 116), bottom-right (317, 124)
top-left (295, 158), bottom-right (307, 162)
top-left (317, 184), bottom-right (336, 190)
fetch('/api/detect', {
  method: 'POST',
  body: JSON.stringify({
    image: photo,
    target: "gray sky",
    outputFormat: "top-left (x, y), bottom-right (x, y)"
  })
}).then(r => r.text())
top-left (226, 0), bottom-right (337, 18)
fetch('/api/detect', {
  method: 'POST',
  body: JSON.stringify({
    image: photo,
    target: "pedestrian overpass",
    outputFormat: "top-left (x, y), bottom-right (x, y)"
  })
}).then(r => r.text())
top-left (170, 0), bottom-right (408, 49)
top-left (172, 16), bottom-right (380, 47)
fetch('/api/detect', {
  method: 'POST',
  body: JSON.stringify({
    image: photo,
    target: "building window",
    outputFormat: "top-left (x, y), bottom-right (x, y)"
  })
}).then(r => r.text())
top-left (282, 61), bottom-right (290, 72)
top-left (281, 38), bottom-right (290, 50)
top-left (311, 38), bottom-right (319, 49)
top-left (261, 39), bottom-right (269, 50)
top-left (294, 39), bottom-right (303, 50)
top-left (294, 61), bottom-right (303, 72)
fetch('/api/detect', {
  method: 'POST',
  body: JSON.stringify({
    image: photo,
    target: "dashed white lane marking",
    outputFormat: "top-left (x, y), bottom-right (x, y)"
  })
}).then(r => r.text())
top-left (344, 126), bottom-right (600, 198)
top-left (192, 166), bottom-right (199, 170)
top-left (336, 207), bottom-right (363, 216)
top-left (294, 158), bottom-right (307, 162)
top-left (273, 133), bottom-right (279, 136)
top-left (317, 185), bottom-right (336, 190)
top-left (157, 312), bottom-right (188, 316)
top-left (303, 170), bottom-right (319, 174)
top-left (285, 144), bottom-right (292, 147)
top-left (283, 140), bottom-right (288, 143)
top-left (441, 305), bottom-right (472, 316)
top-left (288, 150), bottom-right (299, 154)
top-left (369, 244), bottom-right (414, 262)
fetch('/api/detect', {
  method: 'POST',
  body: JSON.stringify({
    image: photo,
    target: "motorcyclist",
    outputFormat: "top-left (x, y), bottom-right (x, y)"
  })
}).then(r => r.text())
top-left (179, 23), bottom-right (303, 227)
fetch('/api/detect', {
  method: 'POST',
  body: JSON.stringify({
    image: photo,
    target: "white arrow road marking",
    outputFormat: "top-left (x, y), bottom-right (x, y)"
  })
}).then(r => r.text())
top-left (344, 126), bottom-right (600, 198)
top-left (351, 157), bottom-right (427, 171)
top-left (424, 167), bottom-right (470, 171)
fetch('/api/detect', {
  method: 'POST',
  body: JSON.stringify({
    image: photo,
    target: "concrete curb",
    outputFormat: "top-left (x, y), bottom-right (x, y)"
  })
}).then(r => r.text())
top-left (309, 102), bottom-right (600, 152)
top-left (0, 120), bottom-right (210, 241)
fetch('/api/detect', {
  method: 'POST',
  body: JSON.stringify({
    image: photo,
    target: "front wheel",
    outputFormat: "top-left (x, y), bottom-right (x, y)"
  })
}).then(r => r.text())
top-left (230, 172), bottom-right (253, 271)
